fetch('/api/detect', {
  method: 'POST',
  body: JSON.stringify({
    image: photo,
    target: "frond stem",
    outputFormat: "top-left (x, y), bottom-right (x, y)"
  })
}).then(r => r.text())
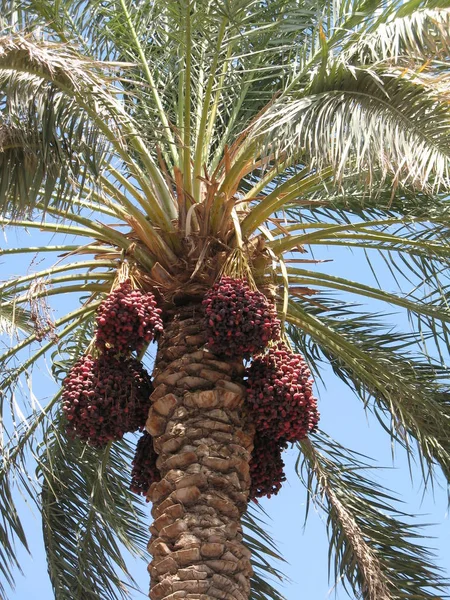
top-left (183, 0), bottom-right (193, 198)
top-left (192, 18), bottom-right (227, 202)
top-left (0, 261), bottom-right (114, 295)
top-left (240, 168), bottom-right (332, 238)
top-left (0, 302), bottom-right (101, 386)
top-left (118, 0), bottom-right (178, 166)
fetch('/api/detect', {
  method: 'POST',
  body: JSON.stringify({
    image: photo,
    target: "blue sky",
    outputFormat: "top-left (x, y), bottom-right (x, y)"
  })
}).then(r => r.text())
top-left (1, 226), bottom-right (449, 600)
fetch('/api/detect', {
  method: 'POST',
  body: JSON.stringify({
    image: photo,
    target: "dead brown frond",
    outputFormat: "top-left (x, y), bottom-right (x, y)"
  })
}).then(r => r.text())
top-left (27, 279), bottom-right (57, 342)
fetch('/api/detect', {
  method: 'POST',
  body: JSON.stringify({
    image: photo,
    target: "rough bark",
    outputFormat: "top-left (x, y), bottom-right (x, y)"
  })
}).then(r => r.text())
top-left (146, 304), bottom-right (254, 600)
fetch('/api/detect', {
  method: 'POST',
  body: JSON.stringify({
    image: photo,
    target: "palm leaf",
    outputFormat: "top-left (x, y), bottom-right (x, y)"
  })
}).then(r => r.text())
top-left (0, 37), bottom-right (110, 218)
top-left (343, 8), bottom-right (450, 63)
top-left (0, 455), bottom-right (29, 598)
top-left (270, 203), bottom-right (450, 356)
top-left (0, 388), bottom-right (62, 598)
top-left (0, 299), bottom-right (33, 336)
top-left (250, 64), bottom-right (450, 192)
top-left (0, 311), bottom-right (97, 596)
top-left (39, 420), bottom-right (148, 600)
top-left (287, 298), bottom-right (450, 485)
top-left (297, 432), bottom-right (449, 599)
top-left (243, 504), bottom-right (287, 600)
top-left (0, 34), bottom-right (178, 227)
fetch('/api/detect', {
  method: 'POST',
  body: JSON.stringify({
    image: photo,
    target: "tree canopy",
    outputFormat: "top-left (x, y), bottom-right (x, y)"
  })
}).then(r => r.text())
top-left (1, 1), bottom-right (450, 599)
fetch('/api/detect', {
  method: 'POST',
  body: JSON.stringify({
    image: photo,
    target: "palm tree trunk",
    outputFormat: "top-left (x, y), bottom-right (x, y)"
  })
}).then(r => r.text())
top-left (146, 303), bottom-right (254, 600)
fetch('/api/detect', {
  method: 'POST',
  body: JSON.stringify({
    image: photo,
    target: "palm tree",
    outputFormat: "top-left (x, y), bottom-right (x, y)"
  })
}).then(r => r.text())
top-left (1, 0), bottom-right (450, 598)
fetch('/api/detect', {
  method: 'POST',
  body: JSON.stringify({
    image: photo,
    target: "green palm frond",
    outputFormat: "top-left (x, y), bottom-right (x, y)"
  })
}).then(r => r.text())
top-left (287, 299), bottom-right (450, 483)
top-left (2, 0), bottom-right (381, 180)
top-left (0, 388), bottom-right (61, 598)
top-left (284, 266), bottom-right (450, 361)
top-left (285, 176), bottom-right (450, 220)
top-left (343, 8), bottom-right (450, 63)
top-left (0, 456), bottom-right (29, 598)
top-left (0, 311), bottom-right (96, 594)
top-left (271, 202), bottom-right (450, 357)
top-left (0, 36), bottom-right (112, 218)
top-left (0, 298), bottom-right (33, 335)
top-left (0, 302), bottom-right (100, 431)
top-left (0, 34), bottom-right (178, 228)
top-left (39, 420), bottom-right (148, 600)
top-left (285, 268), bottom-right (450, 324)
top-left (243, 505), bottom-right (287, 600)
top-left (250, 64), bottom-right (450, 192)
top-left (297, 432), bottom-right (448, 600)
top-left (255, 204), bottom-right (450, 377)
top-left (0, 311), bottom-right (125, 599)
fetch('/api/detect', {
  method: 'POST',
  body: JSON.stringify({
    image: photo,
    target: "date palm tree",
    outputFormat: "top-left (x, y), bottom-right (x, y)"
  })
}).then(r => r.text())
top-left (1, 1), bottom-right (450, 599)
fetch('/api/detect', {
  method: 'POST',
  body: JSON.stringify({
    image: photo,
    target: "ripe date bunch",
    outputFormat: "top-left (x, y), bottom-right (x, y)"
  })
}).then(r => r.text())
top-left (62, 353), bottom-right (153, 446)
top-left (130, 431), bottom-right (160, 496)
top-left (246, 343), bottom-right (319, 442)
top-left (249, 432), bottom-right (287, 500)
top-left (203, 276), bottom-right (280, 359)
top-left (95, 280), bottom-right (163, 355)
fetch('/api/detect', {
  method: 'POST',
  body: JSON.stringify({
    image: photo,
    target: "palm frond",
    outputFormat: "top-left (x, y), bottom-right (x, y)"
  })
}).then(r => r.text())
top-left (0, 298), bottom-right (33, 336)
top-left (343, 8), bottom-right (450, 63)
top-left (0, 303), bottom-right (100, 417)
top-left (0, 449), bottom-right (29, 598)
top-left (270, 217), bottom-right (450, 291)
top-left (0, 36), bottom-right (111, 218)
top-left (287, 299), bottom-right (450, 485)
top-left (0, 280), bottom-right (160, 600)
top-left (280, 200), bottom-right (450, 325)
top-left (0, 388), bottom-right (62, 599)
top-left (0, 258), bottom-right (115, 293)
top-left (265, 208), bottom-right (450, 358)
top-left (0, 243), bottom-right (110, 257)
top-left (243, 504), bottom-right (287, 600)
top-left (0, 33), bottom-right (178, 227)
top-left (284, 266), bottom-right (450, 333)
top-left (250, 64), bottom-right (450, 192)
top-left (4, 0), bottom-right (357, 179)
top-left (0, 318), bottom-right (84, 598)
top-left (39, 419), bottom-right (148, 600)
top-left (297, 432), bottom-right (449, 599)
top-left (285, 176), bottom-right (450, 220)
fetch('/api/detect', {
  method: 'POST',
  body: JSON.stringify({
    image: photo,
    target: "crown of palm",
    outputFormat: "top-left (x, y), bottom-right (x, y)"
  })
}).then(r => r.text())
top-left (1, 1), bottom-right (450, 599)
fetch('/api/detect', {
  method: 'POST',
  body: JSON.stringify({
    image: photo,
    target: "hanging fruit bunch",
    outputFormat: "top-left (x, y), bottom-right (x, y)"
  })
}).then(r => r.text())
top-left (62, 269), bottom-right (163, 456)
top-left (95, 279), bottom-right (163, 354)
top-left (202, 248), bottom-right (319, 501)
top-left (246, 342), bottom-right (319, 443)
top-left (203, 275), bottom-right (280, 359)
top-left (62, 353), bottom-right (153, 446)
top-left (249, 432), bottom-right (287, 500)
top-left (130, 431), bottom-right (161, 496)
top-left (244, 342), bottom-right (320, 500)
